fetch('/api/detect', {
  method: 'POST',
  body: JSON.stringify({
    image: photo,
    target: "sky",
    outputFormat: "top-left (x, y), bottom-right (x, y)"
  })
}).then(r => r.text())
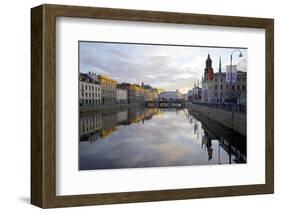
top-left (79, 42), bottom-right (247, 94)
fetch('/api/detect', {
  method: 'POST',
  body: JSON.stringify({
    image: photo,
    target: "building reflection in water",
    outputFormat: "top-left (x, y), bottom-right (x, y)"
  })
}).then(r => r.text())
top-left (79, 107), bottom-right (246, 170)
top-left (185, 109), bottom-right (246, 164)
top-left (80, 108), bottom-right (160, 142)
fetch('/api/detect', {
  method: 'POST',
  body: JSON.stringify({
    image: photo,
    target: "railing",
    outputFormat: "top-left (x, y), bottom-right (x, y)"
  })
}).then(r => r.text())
top-left (190, 102), bottom-right (246, 113)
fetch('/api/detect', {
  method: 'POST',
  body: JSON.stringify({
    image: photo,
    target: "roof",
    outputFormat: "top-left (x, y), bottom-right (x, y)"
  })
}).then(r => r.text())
top-left (99, 75), bottom-right (117, 84)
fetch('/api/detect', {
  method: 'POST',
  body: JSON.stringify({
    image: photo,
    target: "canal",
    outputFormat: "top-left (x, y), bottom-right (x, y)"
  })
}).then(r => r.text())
top-left (79, 107), bottom-right (246, 170)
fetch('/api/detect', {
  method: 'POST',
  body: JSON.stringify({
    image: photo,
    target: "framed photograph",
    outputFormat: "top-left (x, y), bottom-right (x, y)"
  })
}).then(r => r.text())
top-left (31, 4), bottom-right (274, 208)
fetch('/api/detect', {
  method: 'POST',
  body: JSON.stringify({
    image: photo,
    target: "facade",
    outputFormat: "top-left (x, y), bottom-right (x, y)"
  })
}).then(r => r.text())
top-left (132, 84), bottom-right (145, 104)
top-left (119, 83), bottom-right (145, 105)
top-left (116, 88), bottom-right (128, 104)
top-left (79, 73), bottom-right (101, 105)
top-left (99, 75), bottom-right (117, 105)
top-left (187, 90), bottom-right (193, 101)
top-left (204, 72), bottom-right (247, 104)
top-left (159, 90), bottom-right (183, 101)
top-left (144, 88), bottom-right (159, 101)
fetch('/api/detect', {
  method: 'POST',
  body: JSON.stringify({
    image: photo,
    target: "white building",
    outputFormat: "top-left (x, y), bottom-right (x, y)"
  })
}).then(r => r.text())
top-left (116, 88), bottom-right (128, 104)
top-left (79, 73), bottom-right (101, 105)
top-left (159, 90), bottom-right (183, 101)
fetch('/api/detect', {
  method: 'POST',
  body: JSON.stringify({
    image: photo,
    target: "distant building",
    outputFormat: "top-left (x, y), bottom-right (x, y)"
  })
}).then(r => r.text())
top-left (144, 88), bottom-right (159, 101)
top-left (116, 88), bottom-right (128, 104)
top-left (187, 90), bottom-right (193, 101)
top-left (99, 75), bottom-right (117, 105)
top-left (118, 83), bottom-right (145, 105)
top-left (79, 73), bottom-right (101, 105)
top-left (159, 90), bottom-right (183, 101)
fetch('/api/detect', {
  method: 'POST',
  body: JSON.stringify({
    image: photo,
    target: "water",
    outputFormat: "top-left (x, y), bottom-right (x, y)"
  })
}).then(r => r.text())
top-left (79, 107), bottom-right (246, 170)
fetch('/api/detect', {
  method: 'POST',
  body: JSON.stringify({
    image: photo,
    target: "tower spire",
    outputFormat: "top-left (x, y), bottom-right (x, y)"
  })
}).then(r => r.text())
top-left (219, 56), bottom-right (222, 74)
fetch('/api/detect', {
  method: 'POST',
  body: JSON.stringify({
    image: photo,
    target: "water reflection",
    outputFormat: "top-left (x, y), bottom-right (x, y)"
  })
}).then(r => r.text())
top-left (79, 107), bottom-right (246, 170)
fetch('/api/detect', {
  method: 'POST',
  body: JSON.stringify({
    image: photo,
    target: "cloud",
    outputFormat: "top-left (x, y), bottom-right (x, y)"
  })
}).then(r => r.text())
top-left (80, 42), bottom-right (248, 93)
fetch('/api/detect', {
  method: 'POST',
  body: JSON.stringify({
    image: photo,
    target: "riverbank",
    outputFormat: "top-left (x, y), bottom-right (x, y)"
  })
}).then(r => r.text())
top-left (186, 102), bottom-right (246, 136)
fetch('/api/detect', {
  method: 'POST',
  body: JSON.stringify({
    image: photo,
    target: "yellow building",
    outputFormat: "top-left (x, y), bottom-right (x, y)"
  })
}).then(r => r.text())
top-left (131, 84), bottom-right (145, 104)
top-left (99, 75), bottom-right (118, 105)
top-left (144, 88), bottom-right (159, 101)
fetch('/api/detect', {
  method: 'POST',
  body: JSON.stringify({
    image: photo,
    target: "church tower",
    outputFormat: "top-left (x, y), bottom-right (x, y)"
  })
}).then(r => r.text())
top-left (204, 54), bottom-right (214, 81)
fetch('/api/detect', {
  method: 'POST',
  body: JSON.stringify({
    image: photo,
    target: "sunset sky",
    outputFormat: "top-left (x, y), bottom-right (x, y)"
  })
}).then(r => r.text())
top-left (79, 42), bottom-right (247, 93)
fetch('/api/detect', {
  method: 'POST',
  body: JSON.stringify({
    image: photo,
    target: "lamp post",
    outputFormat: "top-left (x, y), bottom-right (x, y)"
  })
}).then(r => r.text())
top-left (229, 50), bottom-right (243, 105)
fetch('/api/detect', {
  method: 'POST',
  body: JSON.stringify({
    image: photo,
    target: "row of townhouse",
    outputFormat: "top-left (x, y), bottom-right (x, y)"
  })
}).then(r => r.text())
top-left (80, 72), bottom-right (163, 106)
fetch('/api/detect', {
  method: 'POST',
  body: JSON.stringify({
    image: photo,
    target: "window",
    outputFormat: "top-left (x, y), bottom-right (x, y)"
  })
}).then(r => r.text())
top-left (215, 85), bottom-right (217, 90)
top-left (232, 85), bottom-right (235, 91)
top-left (226, 85), bottom-right (229, 90)
top-left (242, 85), bottom-right (245, 91)
top-left (220, 85), bottom-right (223, 90)
top-left (237, 85), bottom-right (240, 90)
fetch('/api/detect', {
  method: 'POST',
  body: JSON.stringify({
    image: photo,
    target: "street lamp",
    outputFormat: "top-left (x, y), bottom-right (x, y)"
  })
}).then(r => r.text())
top-left (229, 50), bottom-right (243, 104)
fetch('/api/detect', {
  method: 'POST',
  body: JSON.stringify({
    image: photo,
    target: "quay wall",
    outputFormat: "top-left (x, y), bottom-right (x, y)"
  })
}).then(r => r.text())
top-left (80, 103), bottom-right (145, 113)
top-left (80, 104), bottom-right (130, 113)
top-left (186, 103), bottom-right (246, 136)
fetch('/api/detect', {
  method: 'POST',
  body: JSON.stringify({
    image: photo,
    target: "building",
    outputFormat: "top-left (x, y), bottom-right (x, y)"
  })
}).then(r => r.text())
top-left (99, 75), bottom-right (117, 105)
top-left (116, 87), bottom-right (128, 104)
top-left (187, 90), bottom-right (193, 102)
top-left (159, 90), bottom-right (182, 101)
top-left (200, 54), bottom-right (247, 104)
top-left (204, 71), bottom-right (247, 104)
top-left (118, 83), bottom-right (145, 105)
top-left (79, 73), bottom-right (101, 105)
top-left (132, 84), bottom-right (145, 104)
top-left (141, 83), bottom-right (159, 102)
top-left (144, 88), bottom-right (159, 101)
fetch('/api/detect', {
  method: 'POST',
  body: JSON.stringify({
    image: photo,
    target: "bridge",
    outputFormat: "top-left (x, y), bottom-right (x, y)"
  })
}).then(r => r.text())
top-left (146, 99), bottom-right (186, 108)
